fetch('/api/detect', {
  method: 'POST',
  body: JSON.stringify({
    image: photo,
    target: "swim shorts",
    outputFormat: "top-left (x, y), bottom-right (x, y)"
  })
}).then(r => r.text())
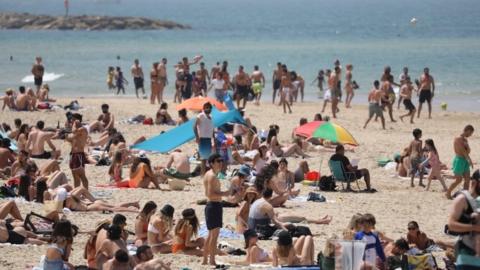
top-left (198, 138), bottom-right (212, 160)
top-left (236, 85), bottom-right (249, 99)
top-left (134, 77), bottom-right (144, 89)
top-left (368, 103), bottom-right (383, 118)
top-left (410, 157), bottom-right (423, 174)
top-left (403, 99), bottom-right (416, 112)
top-left (252, 82), bottom-right (263, 95)
top-left (164, 168), bottom-right (190, 180)
top-left (7, 230), bottom-right (26, 244)
top-left (452, 155), bottom-right (470, 176)
top-left (273, 79), bottom-right (281, 91)
top-left (205, 201), bottom-right (223, 230)
top-left (31, 151), bottom-right (52, 159)
top-left (34, 76), bottom-right (43, 87)
top-left (69, 152), bottom-right (88, 170)
top-left (419, 89), bottom-right (432, 103)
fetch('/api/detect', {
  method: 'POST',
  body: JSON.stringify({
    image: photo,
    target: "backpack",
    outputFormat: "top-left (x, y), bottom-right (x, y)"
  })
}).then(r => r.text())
top-left (318, 175), bottom-right (336, 191)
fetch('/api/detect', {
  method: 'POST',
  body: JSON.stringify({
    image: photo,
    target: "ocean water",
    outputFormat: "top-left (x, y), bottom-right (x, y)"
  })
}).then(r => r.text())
top-left (1, 0), bottom-right (480, 110)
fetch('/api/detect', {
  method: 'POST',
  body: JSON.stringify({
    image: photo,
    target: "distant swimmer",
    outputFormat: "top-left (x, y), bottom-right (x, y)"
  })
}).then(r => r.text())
top-left (9, 56), bottom-right (13, 61)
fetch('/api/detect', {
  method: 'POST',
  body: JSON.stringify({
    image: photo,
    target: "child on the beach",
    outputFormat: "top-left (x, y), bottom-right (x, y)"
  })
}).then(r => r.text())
top-left (408, 128), bottom-right (424, 187)
top-left (354, 213), bottom-right (386, 268)
top-left (420, 139), bottom-right (448, 191)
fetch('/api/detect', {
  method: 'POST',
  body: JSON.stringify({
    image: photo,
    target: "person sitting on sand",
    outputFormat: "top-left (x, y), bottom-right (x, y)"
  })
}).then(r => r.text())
top-left (177, 108), bottom-right (189, 125)
top-left (354, 213), bottom-right (386, 269)
top-left (0, 138), bottom-right (15, 173)
top-left (252, 144), bottom-right (269, 172)
top-left (294, 160), bottom-right (310, 183)
top-left (225, 165), bottom-right (250, 205)
top-left (263, 161), bottom-right (289, 207)
top-left (266, 127), bottom-right (309, 158)
top-left (172, 208), bottom-right (205, 256)
top-left (26, 88), bottom-right (37, 111)
top-left (63, 186), bottom-right (140, 212)
top-left (38, 84), bottom-right (56, 102)
top-left (135, 201), bottom-right (157, 246)
top-left (147, 204), bottom-right (174, 254)
top-left (14, 123), bottom-right (29, 153)
top-left (244, 126), bottom-right (260, 151)
top-left (407, 128), bottom-right (425, 188)
top-left (242, 229), bottom-right (271, 264)
top-left (274, 158), bottom-right (300, 198)
top-left (385, 238), bottom-right (409, 270)
top-left (96, 224), bottom-right (128, 270)
top-left (115, 156), bottom-right (161, 189)
top-left (248, 188), bottom-right (288, 233)
top-left (103, 249), bottom-right (133, 270)
top-left (90, 104), bottom-right (115, 133)
top-left (1, 88), bottom-right (15, 110)
top-left (132, 245), bottom-right (154, 265)
top-left (15, 86), bottom-right (30, 111)
top-left (155, 102), bottom-right (175, 125)
top-left (236, 187), bottom-right (259, 233)
top-left (405, 220), bottom-right (455, 252)
top-left (42, 220), bottom-right (75, 270)
top-left (330, 145), bottom-right (374, 192)
top-left (26, 120), bottom-right (61, 159)
top-left (272, 230), bottom-right (315, 267)
top-left (156, 149), bottom-right (191, 184)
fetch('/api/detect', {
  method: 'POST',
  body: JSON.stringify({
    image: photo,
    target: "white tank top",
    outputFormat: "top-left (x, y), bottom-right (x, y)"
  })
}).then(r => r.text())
top-left (197, 112), bottom-right (214, 138)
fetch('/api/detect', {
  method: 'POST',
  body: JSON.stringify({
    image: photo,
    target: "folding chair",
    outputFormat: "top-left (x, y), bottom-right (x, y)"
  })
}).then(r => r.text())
top-left (328, 160), bottom-right (360, 191)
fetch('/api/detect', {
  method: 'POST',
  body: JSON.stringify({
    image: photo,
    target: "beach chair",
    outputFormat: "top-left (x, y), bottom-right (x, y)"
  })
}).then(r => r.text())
top-left (328, 160), bottom-right (360, 191)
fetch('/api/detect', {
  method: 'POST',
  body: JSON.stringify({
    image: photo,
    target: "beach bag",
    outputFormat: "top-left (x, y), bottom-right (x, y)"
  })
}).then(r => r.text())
top-left (318, 175), bottom-right (336, 191)
top-left (143, 117), bottom-right (153, 125)
top-left (256, 224), bottom-right (277, 240)
top-left (305, 171), bottom-right (320, 181)
top-left (288, 225), bottom-right (312, 238)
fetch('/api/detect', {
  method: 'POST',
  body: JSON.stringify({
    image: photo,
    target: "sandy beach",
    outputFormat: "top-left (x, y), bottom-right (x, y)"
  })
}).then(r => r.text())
top-left (0, 97), bottom-right (478, 269)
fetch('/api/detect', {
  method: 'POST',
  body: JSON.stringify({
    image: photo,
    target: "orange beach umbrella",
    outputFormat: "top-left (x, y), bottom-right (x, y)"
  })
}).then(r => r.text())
top-left (175, 96), bottom-right (227, 112)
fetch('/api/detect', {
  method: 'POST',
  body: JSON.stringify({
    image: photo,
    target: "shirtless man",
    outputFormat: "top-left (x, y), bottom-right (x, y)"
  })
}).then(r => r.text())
top-left (157, 58), bottom-right (168, 103)
top-left (408, 128), bottom-right (424, 188)
top-left (417, 67), bottom-right (435, 119)
top-left (31, 56), bottom-right (45, 93)
top-left (131, 59), bottom-right (145, 98)
top-left (279, 67), bottom-right (293, 114)
top-left (156, 149), bottom-right (190, 182)
top-left (15, 86), bottom-right (30, 111)
top-left (363, 80), bottom-right (385, 129)
top-left (89, 104), bottom-right (114, 133)
top-left (210, 62), bottom-right (221, 81)
top-left (202, 153), bottom-right (230, 266)
top-left (26, 121), bottom-right (60, 159)
top-left (446, 125), bottom-right (474, 199)
top-left (397, 67), bottom-right (409, 109)
top-left (66, 117), bottom-right (90, 188)
top-left (399, 77), bottom-right (417, 124)
top-left (103, 249), bottom-right (131, 270)
top-left (176, 56), bottom-right (202, 100)
top-left (272, 62), bottom-right (282, 104)
top-left (0, 139), bottom-right (15, 171)
top-left (380, 66), bottom-right (400, 122)
top-left (329, 66), bottom-right (341, 118)
top-left (197, 62), bottom-right (210, 96)
top-left (234, 66), bottom-right (251, 109)
top-left (251, 65), bottom-right (265, 105)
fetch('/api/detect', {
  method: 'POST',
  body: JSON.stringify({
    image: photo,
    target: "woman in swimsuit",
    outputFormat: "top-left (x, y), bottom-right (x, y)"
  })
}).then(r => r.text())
top-left (244, 229), bottom-right (271, 264)
top-left (252, 144), bottom-right (269, 173)
top-left (172, 208), bottom-right (204, 256)
top-left (421, 139), bottom-right (448, 192)
top-left (15, 124), bottom-right (29, 152)
top-left (266, 128), bottom-right (309, 158)
top-left (244, 126), bottom-right (260, 151)
top-left (344, 64), bottom-right (354, 108)
top-left (43, 220), bottom-right (74, 270)
top-left (272, 231), bottom-right (315, 267)
top-left (135, 201), bottom-right (157, 246)
top-left (150, 62), bottom-right (160, 105)
top-left (95, 224), bottom-right (128, 269)
top-left (64, 186), bottom-right (139, 213)
top-left (147, 204), bottom-right (174, 253)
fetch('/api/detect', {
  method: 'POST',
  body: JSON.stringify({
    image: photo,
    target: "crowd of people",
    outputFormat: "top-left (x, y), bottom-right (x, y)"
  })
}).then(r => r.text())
top-left (0, 55), bottom-right (477, 270)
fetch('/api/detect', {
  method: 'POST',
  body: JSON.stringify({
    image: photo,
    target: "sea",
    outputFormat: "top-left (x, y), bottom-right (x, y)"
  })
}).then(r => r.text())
top-left (1, 0), bottom-right (480, 111)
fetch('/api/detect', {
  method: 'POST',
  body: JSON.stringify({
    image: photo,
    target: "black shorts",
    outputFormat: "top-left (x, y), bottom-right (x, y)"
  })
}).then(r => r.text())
top-left (134, 77), bottom-right (144, 89)
top-left (31, 151), bottom-right (52, 159)
top-left (205, 201), bottom-right (223, 230)
top-left (236, 85), bottom-right (249, 98)
top-left (353, 170), bottom-right (363, 180)
top-left (34, 76), bottom-right (43, 86)
top-left (419, 89), bottom-right (432, 103)
top-left (7, 230), bottom-right (26, 244)
top-left (403, 99), bottom-right (416, 112)
top-left (273, 79), bottom-right (281, 90)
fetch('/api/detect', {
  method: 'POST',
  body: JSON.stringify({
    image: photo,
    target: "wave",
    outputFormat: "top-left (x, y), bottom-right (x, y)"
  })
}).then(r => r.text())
top-left (21, 72), bottom-right (64, 83)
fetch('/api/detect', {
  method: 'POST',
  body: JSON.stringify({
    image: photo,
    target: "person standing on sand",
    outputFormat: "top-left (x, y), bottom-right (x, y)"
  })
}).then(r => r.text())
top-left (131, 59), bottom-right (145, 98)
top-left (417, 67), bottom-right (435, 119)
top-left (197, 62), bottom-right (210, 96)
top-left (150, 62), bottom-right (160, 104)
top-left (363, 80), bottom-right (385, 129)
top-left (202, 153), bottom-right (230, 266)
top-left (115, 67), bottom-right (128, 95)
top-left (210, 62), bottom-right (221, 82)
top-left (380, 66), bottom-right (399, 122)
top-left (157, 58), bottom-right (168, 103)
top-left (279, 66), bottom-right (293, 114)
top-left (234, 65), bottom-right (251, 109)
top-left (399, 77), bottom-right (417, 124)
top-left (194, 102), bottom-right (215, 176)
top-left (177, 56), bottom-right (202, 100)
top-left (329, 66), bottom-right (341, 118)
top-left (446, 125), bottom-right (474, 199)
top-left (66, 115), bottom-right (90, 189)
top-left (321, 69), bottom-right (332, 113)
top-left (344, 64), bottom-right (355, 108)
top-left (272, 62), bottom-right (282, 104)
top-left (397, 67), bottom-right (409, 109)
top-left (31, 56), bottom-right (45, 94)
top-left (408, 128), bottom-right (424, 188)
top-left (251, 65), bottom-right (265, 105)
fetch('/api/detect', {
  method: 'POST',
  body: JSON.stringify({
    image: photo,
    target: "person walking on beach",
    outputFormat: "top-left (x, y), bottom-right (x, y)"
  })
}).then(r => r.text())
top-left (157, 58), bottom-right (168, 103)
top-left (197, 62), bottom-right (210, 96)
top-left (397, 67), bottom-right (409, 109)
top-left (344, 64), bottom-right (354, 108)
top-left (363, 80), bottom-right (385, 129)
top-left (408, 128), bottom-right (424, 188)
top-left (311, 70), bottom-right (325, 98)
top-left (329, 66), bottom-right (341, 118)
top-left (380, 66), bottom-right (400, 122)
top-left (272, 62), bottom-right (282, 104)
top-left (31, 56), bottom-right (45, 94)
top-left (251, 65), bottom-right (265, 105)
top-left (399, 77), bottom-right (417, 124)
top-left (115, 67), bottom-right (128, 95)
top-left (202, 153), bottom-right (230, 266)
top-left (446, 125), bottom-right (474, 199)
top-left (321, 69), bottom-right (332, 113)
top-left (279, 66), bottom-right (293, 114)
top-left (66, 115), bottom-right (90, 189)
top-left (417, 67), bottom-right (435, 119)
top-left (234, 65), bottom-right (251, 109)
top-left (150, 62), bottom-right (160, 104)
top-left (194, 102), bottom-right (215, 176)
top-left (131, 59), bottom-right (145, 99)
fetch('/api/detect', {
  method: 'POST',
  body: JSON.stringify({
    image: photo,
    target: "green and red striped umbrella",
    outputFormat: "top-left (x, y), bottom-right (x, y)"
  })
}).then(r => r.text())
top-left (294, 121), bottom-right (359, 146)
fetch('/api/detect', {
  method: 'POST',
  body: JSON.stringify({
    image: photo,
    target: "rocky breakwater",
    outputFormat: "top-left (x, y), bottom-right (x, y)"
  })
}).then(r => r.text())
top-left (0, 12), bottom-right (190, 30)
